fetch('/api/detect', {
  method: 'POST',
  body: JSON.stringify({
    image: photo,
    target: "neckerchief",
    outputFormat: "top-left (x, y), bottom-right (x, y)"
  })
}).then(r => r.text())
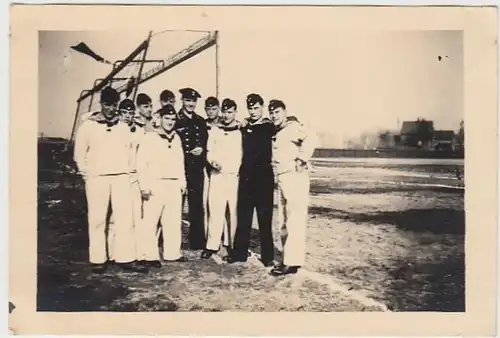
top-left (157, 129), bottom-right (177, 148)
top-left (91, 112), bottom-right (120, 130)
top-left (217, 121), bottom-right (240, 132)
top-left (134, 114), bottom-right (152, 127)
top-left (206, 117), bottom-right (219, 130)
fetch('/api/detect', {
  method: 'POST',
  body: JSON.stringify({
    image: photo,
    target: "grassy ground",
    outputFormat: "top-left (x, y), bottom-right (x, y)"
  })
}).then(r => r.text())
top-left (37, 158), bottom-right (464, 312)
top-left (37, 178), bottom-right (380, 312)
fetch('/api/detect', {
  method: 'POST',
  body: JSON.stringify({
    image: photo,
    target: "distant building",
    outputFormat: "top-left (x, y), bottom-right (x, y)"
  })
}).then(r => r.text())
top-left (377, 131), bottom-right (398, 149)
top-left (432, 130), bottom-right (455, 151)
top-left (399, 119), bottom-right (434, 149)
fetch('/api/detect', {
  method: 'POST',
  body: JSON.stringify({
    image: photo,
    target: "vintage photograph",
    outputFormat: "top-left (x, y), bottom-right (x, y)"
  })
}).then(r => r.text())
top-left (37, 29), bottom-right (465, 312)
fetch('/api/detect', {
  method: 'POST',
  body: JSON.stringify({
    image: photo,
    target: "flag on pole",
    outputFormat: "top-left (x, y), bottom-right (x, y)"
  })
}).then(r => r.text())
top-left (70, 42), bottom-right (112, 64)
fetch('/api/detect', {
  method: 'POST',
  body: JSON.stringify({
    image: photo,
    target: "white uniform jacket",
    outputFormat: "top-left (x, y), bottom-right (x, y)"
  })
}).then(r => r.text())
top-left (136, 130), bottom-right (187, 192)
top-left (73, 114), bottom-right (133, 177)
top-left (272, 116), bottom-right (318, 175)
top-left (206, 123), bottom-right (243, 175)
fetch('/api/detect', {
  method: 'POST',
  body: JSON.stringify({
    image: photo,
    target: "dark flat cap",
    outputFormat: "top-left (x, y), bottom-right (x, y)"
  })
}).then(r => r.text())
top-left (268, 99), bottom-right (286, 111)
top-left (160, 90), bottom-right (175, 102)
top-left (180, 87), bottom-right (201, 100)
top-left (158, 104), bottom-right (177, 117)
top-left (100, 86), bottom-right (120, 104)
top-left (246, 93), bottom-right (264, 107)
top-left (119, 99), bottom-right (135, 112)
top-left (221, 98), bottom-right (237, 111)
top-left (136, 93), bottom-right (152, 106)
top-left (205, 96), bottom-right (219, 107)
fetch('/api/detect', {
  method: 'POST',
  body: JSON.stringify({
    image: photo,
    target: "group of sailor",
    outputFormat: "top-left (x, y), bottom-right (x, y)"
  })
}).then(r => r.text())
top-left (73, 85), bottom-right (317, 277)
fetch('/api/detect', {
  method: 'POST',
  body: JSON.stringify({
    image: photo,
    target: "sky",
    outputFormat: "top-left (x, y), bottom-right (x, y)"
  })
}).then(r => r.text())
top-left (39, 30), bottom-right (463, 147)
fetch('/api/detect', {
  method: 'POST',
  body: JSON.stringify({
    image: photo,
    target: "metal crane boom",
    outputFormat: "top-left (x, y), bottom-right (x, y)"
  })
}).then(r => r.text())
top-left (114, 31), bottom-right (218, 94)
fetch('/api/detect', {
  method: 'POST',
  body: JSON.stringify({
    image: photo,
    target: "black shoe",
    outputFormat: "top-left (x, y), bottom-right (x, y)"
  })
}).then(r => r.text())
top-left (270, 265), bottom-right (301, 276)
top-left (165, 256), bottom-right (189, 263)
top-left (91, 263), bottom-right (108, 274)
top-left (116, 261), bottom-right (149, 273)
top-left (140, 260), bottom-right (162, 268)
top-left (201, 249), bottom-right (215, 259)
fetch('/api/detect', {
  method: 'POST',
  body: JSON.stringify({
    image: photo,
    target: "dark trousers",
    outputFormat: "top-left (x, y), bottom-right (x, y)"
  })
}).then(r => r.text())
top-left (233, 168), bottom-right (275, 262)
top-left (186, 165), bottom-right (206, 250)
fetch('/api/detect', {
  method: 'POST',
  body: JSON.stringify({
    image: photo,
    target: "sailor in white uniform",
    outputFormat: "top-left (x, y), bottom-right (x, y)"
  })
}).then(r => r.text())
top-left (203, 96), bottom-right (221, 237)
top-left (136, 104), bottom-right (188, 266)
top-left (108, 98), bottom-right (143, 263)
top-left (267, 99), bottom-right (317, 276)
top-left (201, 98), bottom-right (243, 259)
top-left (73, 87), bottom-right (148, 274)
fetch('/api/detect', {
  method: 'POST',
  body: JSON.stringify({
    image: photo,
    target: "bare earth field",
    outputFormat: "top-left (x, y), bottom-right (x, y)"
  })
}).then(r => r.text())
top-left (37, 158), bottom-right (464, 312)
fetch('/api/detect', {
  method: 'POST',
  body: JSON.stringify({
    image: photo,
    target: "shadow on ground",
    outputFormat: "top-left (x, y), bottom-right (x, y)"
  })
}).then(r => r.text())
top-left (309, 206), bottom-right (465, 236)
top-left (307, 204), bottom-right (465, 311)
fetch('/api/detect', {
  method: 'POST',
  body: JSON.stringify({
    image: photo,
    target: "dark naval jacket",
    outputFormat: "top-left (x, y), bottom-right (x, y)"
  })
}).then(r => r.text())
top-left (175, 108), bottom-right (209, 170)
top-left (239, 117), bottom-right (276, 175)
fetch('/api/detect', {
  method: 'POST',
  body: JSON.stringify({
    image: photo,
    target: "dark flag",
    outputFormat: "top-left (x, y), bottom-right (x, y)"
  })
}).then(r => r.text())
top-left (125, 77), bottom-right (136, 97)
top-left (71, 42), bottom-right (112, 64)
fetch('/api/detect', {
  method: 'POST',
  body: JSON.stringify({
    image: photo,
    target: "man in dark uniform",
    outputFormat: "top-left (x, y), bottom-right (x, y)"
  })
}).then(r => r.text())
top-left (175, 87), bottom-right (209, 250)
top-left (227, 93), bottom-right (275, 266)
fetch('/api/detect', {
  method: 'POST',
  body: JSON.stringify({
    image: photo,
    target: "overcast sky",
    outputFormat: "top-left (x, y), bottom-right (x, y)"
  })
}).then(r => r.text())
top-left (39, 30), bottom-right (463, 147)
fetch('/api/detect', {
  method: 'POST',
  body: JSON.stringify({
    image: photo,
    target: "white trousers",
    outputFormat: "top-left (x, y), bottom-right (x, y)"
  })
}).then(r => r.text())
top-left (206, 173), bottom-right (238, 251)
top-left (130, 179), bottom-right (143, 259)
top-left (84, 175), bottom-right (135, 264)
top-left (141, 179), bottom-right (183, 261)
top-left (108, 177), bottom-right (142, 261)
top-left (276, 171), bottom-right (310, 266)
top-left (203, 171), bottom-right (210, 235)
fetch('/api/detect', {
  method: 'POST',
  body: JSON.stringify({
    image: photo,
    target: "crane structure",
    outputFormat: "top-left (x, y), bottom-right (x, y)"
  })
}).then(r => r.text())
top-left (70, 30), bottom-right (219, 142)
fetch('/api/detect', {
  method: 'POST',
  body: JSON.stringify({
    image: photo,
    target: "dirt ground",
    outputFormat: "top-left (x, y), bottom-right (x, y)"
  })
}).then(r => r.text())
top-left (37, 158), bottom-right (464, 312)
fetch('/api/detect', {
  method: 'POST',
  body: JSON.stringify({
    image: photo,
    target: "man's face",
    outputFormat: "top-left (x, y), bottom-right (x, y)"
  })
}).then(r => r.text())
top-left (161, 114), bottom-right (177, 132)
top-left (247, 103), bottom-right (263, 121)
top-left (205, 106), bottom-right (220, 120)
top-left (160, 99), bottom-right (175, 108)
top-left (269, 107), bottom-right (286, 126)
top-left (182, 98), bottom-right (197, 113)
top-left (120, 110), bottom-right (134, 124)
top-left (138, 103), bottom-right (152, 117)
top-left (221, 107), bottom-right (236, 124)
top-left (101, 101), bottom-right (117, 119)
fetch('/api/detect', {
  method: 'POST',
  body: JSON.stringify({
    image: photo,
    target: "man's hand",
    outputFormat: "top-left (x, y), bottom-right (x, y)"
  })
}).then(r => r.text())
top-left (79, 171), bottom-right (88, 180)
top-left (190, 147), bottom-right (203, 156)
top-left (211, 161), bottom-right (222, 171)
top-left (141, 189), bottom-right (152, 200)
top-left (295, 159), bottom-right (308, 172)
top-left (238, 119), bottom-right (249, 129)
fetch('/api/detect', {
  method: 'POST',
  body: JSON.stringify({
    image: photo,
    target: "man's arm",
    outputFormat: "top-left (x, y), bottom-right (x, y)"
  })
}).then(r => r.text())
top-left (294, 122), bottom-right (318, 165)
top-left (136, 134), bottom-right (153, 193)
top-left (73, 121), bottom-right (90, 176)
top-left (206, 128), bottom-right (221, 170)
top-left (179, 141), bottom-right (187, 194)
top-left (199, 118), bottom-right (209, 152)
